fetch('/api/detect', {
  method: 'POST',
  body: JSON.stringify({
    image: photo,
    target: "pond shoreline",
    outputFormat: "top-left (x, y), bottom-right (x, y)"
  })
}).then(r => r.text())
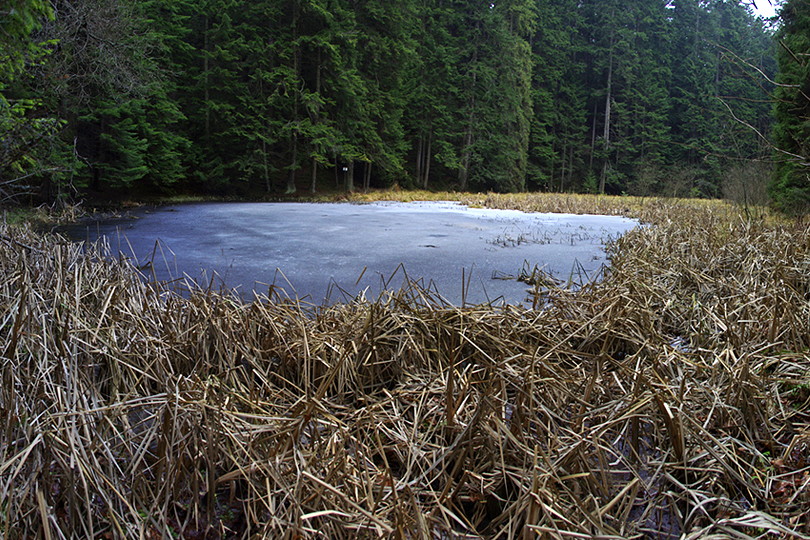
top-left (58, 200), bottom-right (639, 306)
top-left (1, 194), bottom-right (807, 538)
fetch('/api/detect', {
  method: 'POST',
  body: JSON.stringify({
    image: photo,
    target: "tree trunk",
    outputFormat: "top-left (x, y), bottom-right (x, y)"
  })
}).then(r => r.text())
top-left (345, 161), bottom-right (354, 192)
top-left (416, 135), bottom-right (424, 185)
top-left (263, 138), bottom-right (271, 192)
top-left (93, 117), bottom-right (106, 192)
top-left (334, 150), bottom-right (340, 188)
top-left (568, 143), bottom-right (575, 189)
top-left (287, 134), bottom-right (297, 194)
top-left (363, 162), bottom-right (372, 192)
top-left (589, 101), bottom-right (598, 172)
top-left (310, 158), bottom-right (318, 194)
top-left (599, 36), bottom-right (615, 195)
top-left (423, 133), bottom-right (432, 189)
top-left (204, 15), bottom-right (211, 147)
top-left (549, 139), bottom-right (556, 191)
top-left (286, 0), bottom-right (300, 195)
top-left (256, 75), bottom-right (271, 192)
top-left (310, 49), bottom-right (321, 195)
top-left (458, 116), bottom-right (474, 191)
top-left (458, 40), bottom-right (479, 191)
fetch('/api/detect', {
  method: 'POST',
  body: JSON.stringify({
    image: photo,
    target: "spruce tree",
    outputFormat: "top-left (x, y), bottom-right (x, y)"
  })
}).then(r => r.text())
top-left (770, 0), bottom-right (810, 213)
top-left (528, 0), bottom-right (587, 192)
top-left (0, 0), bottom-right (62, 201)
top-left (33, 0), bottom-right (189, 193)
top-left (170, 0), bottom-right (243, 191)
top-left (3, 0), bottom-right (780, 200)
top-left (402, 0), bottom-right (463, 189)
top-left (352, 0), bottom-right (416, 189)
top-left (452, 0), bottom-right (535, 193)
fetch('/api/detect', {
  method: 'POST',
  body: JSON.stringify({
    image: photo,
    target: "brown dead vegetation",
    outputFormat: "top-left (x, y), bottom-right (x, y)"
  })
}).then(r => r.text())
top-left (0, 195), bottom-right (808, 538)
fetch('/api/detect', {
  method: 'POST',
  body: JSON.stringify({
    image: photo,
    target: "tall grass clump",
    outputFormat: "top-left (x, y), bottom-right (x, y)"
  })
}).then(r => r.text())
top-left (0, 195), bottom-right (808, 539)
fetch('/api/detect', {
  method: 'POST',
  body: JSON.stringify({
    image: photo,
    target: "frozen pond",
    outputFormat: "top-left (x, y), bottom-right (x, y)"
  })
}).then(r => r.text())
top-left (64, 201), bottom-right (638, 305)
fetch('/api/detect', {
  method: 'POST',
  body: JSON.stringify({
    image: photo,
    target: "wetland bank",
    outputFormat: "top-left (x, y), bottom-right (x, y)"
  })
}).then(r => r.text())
top-left (1, 193), bottom-right (809, 538)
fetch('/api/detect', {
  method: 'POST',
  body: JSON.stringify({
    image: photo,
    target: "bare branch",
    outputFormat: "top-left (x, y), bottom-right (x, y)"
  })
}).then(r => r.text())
top-left (716, 43), bottom-right (797, 89)
top-left (0, 168), bottom-right (66, 187)
top-left (717, 97), bottom-right (810, 167)
top-left (779, 40), bottom-right (808, 67)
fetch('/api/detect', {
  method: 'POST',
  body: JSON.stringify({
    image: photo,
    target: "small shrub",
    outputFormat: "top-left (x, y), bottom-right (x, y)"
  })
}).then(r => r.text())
top-left (722, 161), bottom-right (771, 207)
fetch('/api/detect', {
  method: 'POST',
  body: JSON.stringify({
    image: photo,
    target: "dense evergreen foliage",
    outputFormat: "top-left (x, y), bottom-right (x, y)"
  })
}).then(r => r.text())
top-left (770, 0), bottom-right (810, 213)
top-left (0, 0), bottom-right (790, 200)
top-left (0, 0), bottom-right (59, 202)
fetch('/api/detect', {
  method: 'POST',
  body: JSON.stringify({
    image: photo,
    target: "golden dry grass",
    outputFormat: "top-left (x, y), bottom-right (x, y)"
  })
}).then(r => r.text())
top-left (0, 194), bottom-right (808, 539)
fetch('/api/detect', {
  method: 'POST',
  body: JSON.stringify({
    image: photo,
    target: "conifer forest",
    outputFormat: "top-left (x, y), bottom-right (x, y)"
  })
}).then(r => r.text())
top-left (1, 0), bottom-right (808, 211)
top-left (3, 2), bottom-right (810, 538)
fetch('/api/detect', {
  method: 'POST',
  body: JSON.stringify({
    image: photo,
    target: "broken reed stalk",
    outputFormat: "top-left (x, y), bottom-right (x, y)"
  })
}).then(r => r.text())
top-left (0, 195), bottom-right (808, 539)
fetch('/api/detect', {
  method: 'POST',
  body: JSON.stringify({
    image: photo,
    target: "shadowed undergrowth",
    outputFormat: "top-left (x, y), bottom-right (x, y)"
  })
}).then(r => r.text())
top-left (1, 196), bottom-right (808, 538)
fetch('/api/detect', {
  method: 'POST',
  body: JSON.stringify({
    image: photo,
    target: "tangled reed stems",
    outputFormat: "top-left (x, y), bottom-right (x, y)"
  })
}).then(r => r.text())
top-left (0, 196), bottom-right (808, 538)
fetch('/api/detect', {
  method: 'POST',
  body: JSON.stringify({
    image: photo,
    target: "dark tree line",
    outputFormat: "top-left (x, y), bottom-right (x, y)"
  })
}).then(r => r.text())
top-left (770, 0), bottom-right (810, 213)
top-left (1, 0), bottom-right (802, 203)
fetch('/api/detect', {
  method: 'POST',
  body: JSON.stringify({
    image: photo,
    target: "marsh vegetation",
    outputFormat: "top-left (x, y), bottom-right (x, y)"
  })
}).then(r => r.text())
top-left (1, 193), bottom-right (808, 538)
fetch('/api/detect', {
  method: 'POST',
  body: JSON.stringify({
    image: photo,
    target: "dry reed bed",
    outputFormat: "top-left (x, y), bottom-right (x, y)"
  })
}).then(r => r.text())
top-left (0, 197), bottom-right (808, 539)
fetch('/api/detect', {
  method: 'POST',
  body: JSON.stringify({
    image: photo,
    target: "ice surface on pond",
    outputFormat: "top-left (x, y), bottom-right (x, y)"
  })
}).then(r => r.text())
top-left (65, 201), bottom-right (639, 306)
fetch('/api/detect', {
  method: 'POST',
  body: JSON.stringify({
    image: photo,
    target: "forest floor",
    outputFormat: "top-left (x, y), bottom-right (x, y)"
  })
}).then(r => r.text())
top-left (0, 193), bottom-right (808, 539)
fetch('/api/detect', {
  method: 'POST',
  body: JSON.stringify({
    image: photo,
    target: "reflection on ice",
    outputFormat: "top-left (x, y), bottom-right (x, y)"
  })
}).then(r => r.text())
top-left (63, 201), bottom-right (639, 306)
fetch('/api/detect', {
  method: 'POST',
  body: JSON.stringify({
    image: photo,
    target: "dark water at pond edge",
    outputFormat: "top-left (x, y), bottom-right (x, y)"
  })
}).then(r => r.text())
top-left (61, 201), bottom-right (638, 306)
